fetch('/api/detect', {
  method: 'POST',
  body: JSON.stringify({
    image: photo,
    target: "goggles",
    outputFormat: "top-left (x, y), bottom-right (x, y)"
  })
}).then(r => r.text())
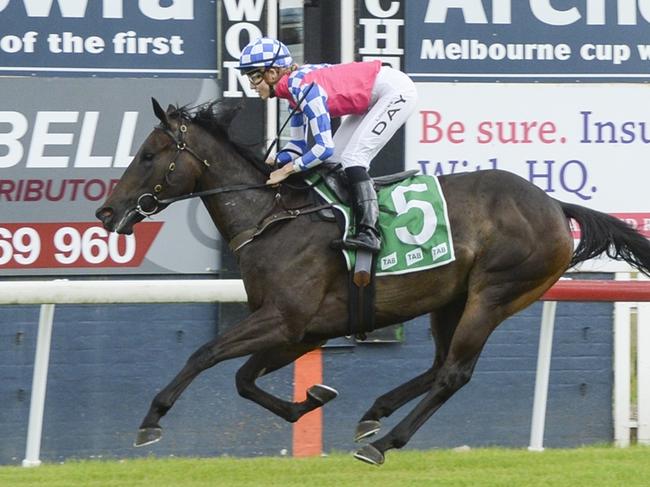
top-left (246, 69), bottom-right (266, 85)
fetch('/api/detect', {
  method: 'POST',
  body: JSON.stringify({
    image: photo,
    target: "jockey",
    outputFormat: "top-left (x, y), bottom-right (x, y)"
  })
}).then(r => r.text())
top-left (236, 37), bottom-right (417, 253)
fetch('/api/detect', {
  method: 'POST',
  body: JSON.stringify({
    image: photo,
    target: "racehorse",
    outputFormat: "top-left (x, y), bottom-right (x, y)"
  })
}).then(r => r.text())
top-left (96, 99), bottom-right (650, 465)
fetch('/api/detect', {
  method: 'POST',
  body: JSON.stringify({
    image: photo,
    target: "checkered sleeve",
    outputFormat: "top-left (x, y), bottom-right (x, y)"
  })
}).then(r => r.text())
top-left (276, 112), bottom-right (307, 165)
top-left (291, 83), bottom-right (334, 171)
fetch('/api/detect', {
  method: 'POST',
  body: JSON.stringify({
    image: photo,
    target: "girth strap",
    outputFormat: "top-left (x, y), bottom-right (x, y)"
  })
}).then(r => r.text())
top-left (229, 203), bottom-right (333, 253)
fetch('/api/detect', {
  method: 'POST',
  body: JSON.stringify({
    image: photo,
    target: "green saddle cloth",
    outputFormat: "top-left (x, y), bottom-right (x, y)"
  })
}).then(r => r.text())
top-left (309, 173), bottom-right (456, 276)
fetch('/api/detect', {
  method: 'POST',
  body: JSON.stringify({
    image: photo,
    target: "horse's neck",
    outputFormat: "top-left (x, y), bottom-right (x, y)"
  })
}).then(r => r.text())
top-left (198, 145), bottom-right (275, 243)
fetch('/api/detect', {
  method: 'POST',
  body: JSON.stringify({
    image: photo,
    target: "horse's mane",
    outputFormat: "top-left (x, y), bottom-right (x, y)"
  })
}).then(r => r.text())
top-left (170, 100), bottom-right (270, 175)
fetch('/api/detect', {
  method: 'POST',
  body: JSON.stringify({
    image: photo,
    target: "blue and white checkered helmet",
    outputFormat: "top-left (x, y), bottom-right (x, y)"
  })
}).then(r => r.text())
top-left (237, 37), bottom-right (293, 71)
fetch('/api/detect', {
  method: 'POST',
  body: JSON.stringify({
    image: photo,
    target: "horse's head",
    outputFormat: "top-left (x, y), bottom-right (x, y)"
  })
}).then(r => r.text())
top-left (96, 98), bottom-right (239, 234)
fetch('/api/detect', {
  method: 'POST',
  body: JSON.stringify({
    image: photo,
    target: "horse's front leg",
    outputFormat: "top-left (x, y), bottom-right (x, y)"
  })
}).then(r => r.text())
top-left (135, 307), bottom-right (290, 447)
top-left (235, 345), bottom-right (338, 423)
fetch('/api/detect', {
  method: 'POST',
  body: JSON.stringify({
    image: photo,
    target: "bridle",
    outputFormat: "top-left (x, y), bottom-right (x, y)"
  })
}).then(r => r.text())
top-left (133, 120), bottom-right (270, 218)
top-left (134, 83), bottom-right (317, 219)
top-left (131, 110), bottom-right (333, 253)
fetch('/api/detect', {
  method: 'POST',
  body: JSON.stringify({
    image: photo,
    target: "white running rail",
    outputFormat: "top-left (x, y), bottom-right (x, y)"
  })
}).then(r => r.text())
top-left (0, 279), bottom-right (247, 467)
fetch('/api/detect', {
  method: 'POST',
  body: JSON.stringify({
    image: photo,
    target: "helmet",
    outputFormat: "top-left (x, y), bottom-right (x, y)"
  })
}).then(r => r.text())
top-left (237, 37), bottom-right (293, 72)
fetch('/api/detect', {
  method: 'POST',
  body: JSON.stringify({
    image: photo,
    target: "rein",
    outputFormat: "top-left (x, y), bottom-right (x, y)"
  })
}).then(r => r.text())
top-left (157, 183), bottom-right (270, 205)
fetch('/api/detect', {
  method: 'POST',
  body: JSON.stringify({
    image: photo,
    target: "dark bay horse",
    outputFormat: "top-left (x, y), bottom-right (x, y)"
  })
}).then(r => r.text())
top-left (96, 99), bottom-right (650, 465)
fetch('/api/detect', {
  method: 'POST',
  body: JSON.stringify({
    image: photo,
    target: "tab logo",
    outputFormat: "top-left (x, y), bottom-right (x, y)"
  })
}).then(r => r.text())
top-left (405, 248), bottom-right (424, 266)
top-left (381, 252), bottom-right (398, 270)
top-left (432, 242), bottom-right (448, 260)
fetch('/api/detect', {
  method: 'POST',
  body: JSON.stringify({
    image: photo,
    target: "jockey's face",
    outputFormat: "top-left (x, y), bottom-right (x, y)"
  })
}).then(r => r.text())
top-left (248, 67), bottom-right (281, 100)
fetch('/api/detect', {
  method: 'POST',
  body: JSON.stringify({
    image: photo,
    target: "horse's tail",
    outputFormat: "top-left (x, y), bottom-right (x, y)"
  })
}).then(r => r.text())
top-left (561, 201), bottom-right (650, 276)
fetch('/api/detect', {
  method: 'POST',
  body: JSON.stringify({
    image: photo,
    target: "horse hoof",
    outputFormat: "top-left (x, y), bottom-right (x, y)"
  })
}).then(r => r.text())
top-left (354, 420), bottom-right (381, 442)
top-left (353, 444), bottom-right (385, 466)
top-left (307, 384), bottom-right (338, 405)
top-left (134, 428), bottom-right (162, 447)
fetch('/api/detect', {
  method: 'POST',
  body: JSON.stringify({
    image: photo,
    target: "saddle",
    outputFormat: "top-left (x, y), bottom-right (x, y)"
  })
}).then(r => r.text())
top-left (315, 162), bottom-right (419, 207)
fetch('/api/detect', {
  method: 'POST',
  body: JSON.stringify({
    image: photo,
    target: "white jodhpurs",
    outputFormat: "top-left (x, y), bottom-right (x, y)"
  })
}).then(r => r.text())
top-left (332, 66), bottom-right (417, 169)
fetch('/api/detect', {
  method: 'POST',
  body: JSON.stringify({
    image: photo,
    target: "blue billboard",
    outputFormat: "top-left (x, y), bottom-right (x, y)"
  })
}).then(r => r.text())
top-left (0, 0), bottom-right (217, 77)
top-left (405, 1), bottom-right (650, 81)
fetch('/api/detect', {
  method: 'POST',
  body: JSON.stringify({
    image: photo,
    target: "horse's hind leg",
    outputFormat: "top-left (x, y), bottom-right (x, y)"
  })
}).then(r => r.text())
top-left (355, 298), bottom-right (465, 441)
top-left (235, 343), bottom-right (338, 423)
top-left (354, 294), bottom-right (508, 465)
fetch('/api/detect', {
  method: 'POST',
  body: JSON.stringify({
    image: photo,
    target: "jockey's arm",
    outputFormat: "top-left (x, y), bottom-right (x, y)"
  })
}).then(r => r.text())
top-left (275, 112), bottom-right (308, 165)
top-left (266, 83), bottom-right (334, 185)
top-left (290, 83), bottom-right (334, 172)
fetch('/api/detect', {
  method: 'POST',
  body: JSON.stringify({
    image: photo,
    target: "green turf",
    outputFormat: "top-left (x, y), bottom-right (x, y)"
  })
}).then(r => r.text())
top-left (2, 446), bottom-right (650, 487)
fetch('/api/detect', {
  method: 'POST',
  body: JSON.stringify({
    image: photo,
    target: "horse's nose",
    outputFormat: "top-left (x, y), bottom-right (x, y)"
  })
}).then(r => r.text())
top-left (95, 206), bottom-right (114, 229)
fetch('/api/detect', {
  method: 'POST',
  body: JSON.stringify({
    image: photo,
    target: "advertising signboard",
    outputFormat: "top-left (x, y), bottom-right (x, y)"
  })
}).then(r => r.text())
top-left (357, 0), bottom-right (404, 69)
top-left (0, 0), bottom-right (218, 77)
top-left (1, 0), bottom-right (271, 276)
top-left (403, 2), bottom-right (650, 272)
top-left (0, 78), bottom-right (221, 276)
top-left (405, 1), bottom-right (650, 81)
top-left (405, 83), bottom-right (650, 231)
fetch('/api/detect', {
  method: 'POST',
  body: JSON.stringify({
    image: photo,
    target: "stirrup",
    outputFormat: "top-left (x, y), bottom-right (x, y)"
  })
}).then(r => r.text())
top-left (329, 236), bottom-right (380, 253)
top-left (342, 232), bottom-right (381, 253)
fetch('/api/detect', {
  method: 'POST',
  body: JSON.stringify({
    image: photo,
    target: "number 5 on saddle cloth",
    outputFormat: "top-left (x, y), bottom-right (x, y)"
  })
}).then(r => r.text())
top-left (307, 167), bottom-right (456, 337)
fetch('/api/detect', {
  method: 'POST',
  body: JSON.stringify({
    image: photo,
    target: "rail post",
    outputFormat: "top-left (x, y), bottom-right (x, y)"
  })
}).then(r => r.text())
top-left (637, 274), bottom-right (650, 444)
top-left (22, 304), bottom-right (56, 467)
top-left (528, 301), bottom-right (557, 451)
top-left (614, 272), bottom-right (632, 447)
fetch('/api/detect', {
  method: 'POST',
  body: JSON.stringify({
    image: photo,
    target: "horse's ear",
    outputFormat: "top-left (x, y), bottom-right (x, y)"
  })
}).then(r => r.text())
top-left (166, 104), bottom-right (176, 114)
top-left (151, 98), bottom-right (169, 126)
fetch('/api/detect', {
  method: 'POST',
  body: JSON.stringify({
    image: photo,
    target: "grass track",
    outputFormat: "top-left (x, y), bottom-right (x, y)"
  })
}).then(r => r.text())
top-left (2, 446), bottom-right (650, 487)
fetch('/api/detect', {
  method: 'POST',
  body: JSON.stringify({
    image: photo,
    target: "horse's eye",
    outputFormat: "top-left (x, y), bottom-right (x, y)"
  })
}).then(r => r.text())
top-left (141, 152), bottom-right (154, 162)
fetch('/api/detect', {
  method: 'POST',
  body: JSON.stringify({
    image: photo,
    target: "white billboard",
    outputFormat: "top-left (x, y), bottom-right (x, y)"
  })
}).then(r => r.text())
top-left (407, 83), bottom-right (650, 220)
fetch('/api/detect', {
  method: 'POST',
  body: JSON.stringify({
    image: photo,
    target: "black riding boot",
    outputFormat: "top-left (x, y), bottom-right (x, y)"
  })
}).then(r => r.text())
top-left (343, 169), bottom-right (381, 253)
